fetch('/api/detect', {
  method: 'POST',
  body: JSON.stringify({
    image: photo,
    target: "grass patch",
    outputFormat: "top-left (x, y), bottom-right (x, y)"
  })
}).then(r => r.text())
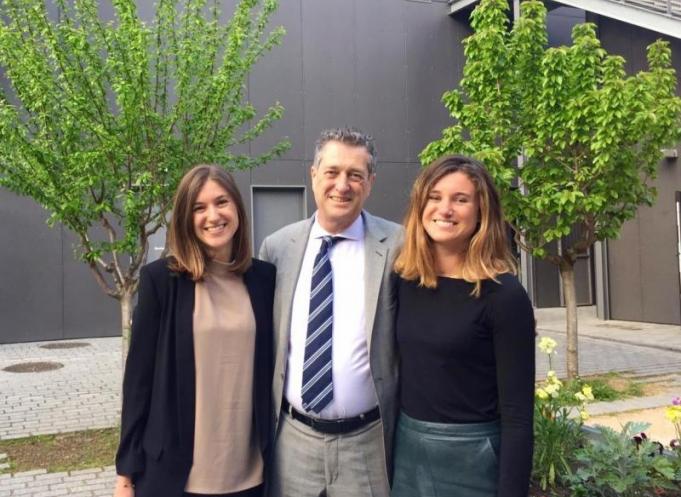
top-left (0, 427), bottom-right (118, 474)
top-left (557, 372), bottom-right (643, 405)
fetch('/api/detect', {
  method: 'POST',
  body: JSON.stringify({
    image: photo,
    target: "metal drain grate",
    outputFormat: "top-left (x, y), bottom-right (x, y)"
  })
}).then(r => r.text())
top-left (39, 342), bottom-right (91, 350)
top-left (595, 323), bottom-right (643, 331)
top-left (3, 361), bottom-right (64, 373)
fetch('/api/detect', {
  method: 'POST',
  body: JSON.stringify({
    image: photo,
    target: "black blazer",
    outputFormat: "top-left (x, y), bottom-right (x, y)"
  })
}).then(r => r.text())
top-left (115, 257), bottom-right (275, 497)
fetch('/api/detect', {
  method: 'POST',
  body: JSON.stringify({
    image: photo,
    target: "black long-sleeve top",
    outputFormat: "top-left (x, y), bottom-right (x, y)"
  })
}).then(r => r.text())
top-left (395, 273), bottom-right (535, 497)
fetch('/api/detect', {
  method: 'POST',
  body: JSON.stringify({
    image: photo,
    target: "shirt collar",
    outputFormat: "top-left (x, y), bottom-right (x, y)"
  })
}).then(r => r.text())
top-left (311, 212), bottom-right (364, 241)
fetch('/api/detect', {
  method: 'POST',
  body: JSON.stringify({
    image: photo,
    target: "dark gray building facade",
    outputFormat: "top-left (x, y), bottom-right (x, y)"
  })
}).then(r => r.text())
top-left (2, 0), bottom-right (680, 343)
top-left (597, 17), bottom-right (681, 324)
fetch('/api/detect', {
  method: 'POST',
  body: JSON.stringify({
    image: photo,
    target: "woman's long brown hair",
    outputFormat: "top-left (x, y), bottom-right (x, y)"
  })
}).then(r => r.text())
top-left (394, 154), bottom-right (516, 296)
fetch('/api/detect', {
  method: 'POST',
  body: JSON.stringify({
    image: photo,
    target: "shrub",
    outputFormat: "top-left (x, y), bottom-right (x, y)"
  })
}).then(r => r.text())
top-left (568, 422), bottom-right (679, 497)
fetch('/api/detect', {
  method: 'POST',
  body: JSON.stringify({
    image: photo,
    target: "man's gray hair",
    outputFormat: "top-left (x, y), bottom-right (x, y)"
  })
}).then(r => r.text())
top-left (313, 127), bottom-right (377, 175)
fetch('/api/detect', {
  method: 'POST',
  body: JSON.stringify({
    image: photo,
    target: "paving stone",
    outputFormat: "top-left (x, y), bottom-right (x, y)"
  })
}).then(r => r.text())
top-left (0, 467), bottom-right (115, 496)
top-left (33, 489), bottom-right (68, 497)
top-left (0, 338), bottom-right (121, 441)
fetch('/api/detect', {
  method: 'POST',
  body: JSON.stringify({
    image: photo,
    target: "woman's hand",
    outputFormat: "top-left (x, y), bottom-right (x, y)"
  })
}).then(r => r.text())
top-left (113, 475), bottom-right (135, 497)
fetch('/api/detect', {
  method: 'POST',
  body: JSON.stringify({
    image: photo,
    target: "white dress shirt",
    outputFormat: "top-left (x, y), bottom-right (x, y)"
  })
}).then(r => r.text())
top-left (284, 213), bottom-right (378, 419)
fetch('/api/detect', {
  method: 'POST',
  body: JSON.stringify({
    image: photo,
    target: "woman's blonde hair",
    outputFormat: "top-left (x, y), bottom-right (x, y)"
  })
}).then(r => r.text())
top-left (167, 164), bottom-right (251, 280)
top-left (394, 154), bottom-right (516, 296)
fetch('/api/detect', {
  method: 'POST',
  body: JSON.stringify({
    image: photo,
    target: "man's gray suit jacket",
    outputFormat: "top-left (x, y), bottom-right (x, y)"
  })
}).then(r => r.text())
top-left (259, 211), bottom-right (403, 472)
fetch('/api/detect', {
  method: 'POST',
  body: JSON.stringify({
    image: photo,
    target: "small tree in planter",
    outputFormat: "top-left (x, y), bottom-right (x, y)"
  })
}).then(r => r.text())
top-left (421, 0), bottom-right (681, 378)
top-left (0, 0), bottom-right (289, 356)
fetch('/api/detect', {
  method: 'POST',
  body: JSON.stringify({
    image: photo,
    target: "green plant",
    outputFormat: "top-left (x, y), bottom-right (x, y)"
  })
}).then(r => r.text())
top-left (0, 428), bottom-right (119, 473)
top-left (666, 396), bottom-right (681, 482)
top-left (558, 373), bottom-right (642, 405)
top-left (0, 0), bottom-right (289, 352)
top-left (568, 422), bottom-right (680, 496)
top-left (421, 0), bottom-right (681, 378)
top-left (533, 337), bottom-right (593, 490)
top-left (533, 395), bottom-right (584, 490)
top-left (667, 397), bottom-right (681, 443)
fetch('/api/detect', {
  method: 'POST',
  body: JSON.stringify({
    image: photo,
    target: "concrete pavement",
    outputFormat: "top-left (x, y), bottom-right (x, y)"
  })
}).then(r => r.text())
top-left (535, 306), bottom-right (681, 379)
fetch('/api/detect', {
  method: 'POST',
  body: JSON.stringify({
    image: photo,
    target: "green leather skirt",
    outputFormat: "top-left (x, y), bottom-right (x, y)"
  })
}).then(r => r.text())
top-left (391, 411), bottom-right (500, 497)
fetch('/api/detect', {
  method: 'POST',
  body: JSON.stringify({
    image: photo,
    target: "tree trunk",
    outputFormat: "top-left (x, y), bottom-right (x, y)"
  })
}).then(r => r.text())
top-left (559, 259), bottom-right (579, 379)
top-left (120, 290), bottom-right (133, 365)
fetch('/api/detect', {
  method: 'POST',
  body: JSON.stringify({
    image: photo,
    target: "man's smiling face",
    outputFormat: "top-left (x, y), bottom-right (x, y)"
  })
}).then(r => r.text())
top-left (310, 140), bottom-right (375, 234)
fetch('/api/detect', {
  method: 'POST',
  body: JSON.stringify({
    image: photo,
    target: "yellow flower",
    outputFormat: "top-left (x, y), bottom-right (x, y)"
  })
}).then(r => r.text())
top-left (545, 384), bottom-right (559, 398)
top-left (538, 337), bottom-right (558, 355)
top-left (536, 388), bottom-right (549, 400)
top-left (580, 409), bottom-right (590, 421)
top-left (665, 405), bottom-right (681, 423)
top-left (582, 385), bottom-right (594, 401)
top-left (574, 392), bottom-right (586, 402)
top-left (545, 371), bottom-right (562, 388)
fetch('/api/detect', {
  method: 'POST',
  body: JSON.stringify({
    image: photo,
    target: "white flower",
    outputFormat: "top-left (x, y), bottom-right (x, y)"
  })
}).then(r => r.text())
top-left (538, 336), bottom-right (558, 355)
top-left (536, 388), bottom-right (549, 400)
top-left (545, 371), bottom-right (563, 388)
top-left (545, 384), bottom-right (560, 397)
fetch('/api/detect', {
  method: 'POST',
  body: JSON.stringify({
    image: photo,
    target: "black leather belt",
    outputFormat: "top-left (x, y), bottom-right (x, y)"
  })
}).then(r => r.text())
top-left (281, 398), bottom-right (380, 435)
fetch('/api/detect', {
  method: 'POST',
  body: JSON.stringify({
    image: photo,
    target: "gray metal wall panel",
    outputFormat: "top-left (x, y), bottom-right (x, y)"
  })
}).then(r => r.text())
top-left (249, 2), bottom-right (305, 161)
top-left (300, 1), bottom-right (357, 160)
top-left (231, 169), bottom-right (254, 227)
top-left (532, 242), bottom-right (562, 308)
top-left (639, 187), bottom-right (681, 323)
top-left (61, 230), bottom-right (119, 339)
top-left (250, 160), bottom-right (308, 186)
top-left (599, 16), bottom-right (681, 324)
top-left (608, 213), bottom-right (644, 321)
top-left (0, 190), bottom-right (63, 343)
top-left (405, 3), bottom-right (468, 160)
top-left (364, 162), bottom-right (422, 224)
top-left (249, 159), bottom-right (309, 226)
top-left (531, 254), bottom-right (593, 308)
top-left (573, 256), bottom-right (593, 305)
top-left (252, 187), bottom-right (306, 252)
top-left (546, 7), bottom-right (585, 47)
top-left (354, 0), bottom-right (410, 163)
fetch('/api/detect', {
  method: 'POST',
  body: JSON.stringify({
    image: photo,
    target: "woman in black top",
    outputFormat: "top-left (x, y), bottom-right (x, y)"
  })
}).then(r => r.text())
top-left (114, 165), bottom-right (274, 497)
top-left (391, 155), bottom-right (535, 497)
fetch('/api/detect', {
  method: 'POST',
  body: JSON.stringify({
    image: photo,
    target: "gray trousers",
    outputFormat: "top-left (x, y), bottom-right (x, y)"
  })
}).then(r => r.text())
top-left (268, 411), bottom-right (391, 497)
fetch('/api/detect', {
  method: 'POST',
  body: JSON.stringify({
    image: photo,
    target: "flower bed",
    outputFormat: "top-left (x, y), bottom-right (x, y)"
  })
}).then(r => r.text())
top-left (532, 337), bottom-right (681, 496)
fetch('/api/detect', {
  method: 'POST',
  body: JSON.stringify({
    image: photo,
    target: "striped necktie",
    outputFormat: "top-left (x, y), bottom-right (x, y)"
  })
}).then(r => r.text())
top-left (301, 235), bottom-right (342, 413)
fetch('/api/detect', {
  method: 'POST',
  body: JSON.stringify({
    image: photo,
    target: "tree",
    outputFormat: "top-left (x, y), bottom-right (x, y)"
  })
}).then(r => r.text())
top-left (421, 0), bottom-right (681, 378)
top-left (0, 0), bottom-right (289, 353)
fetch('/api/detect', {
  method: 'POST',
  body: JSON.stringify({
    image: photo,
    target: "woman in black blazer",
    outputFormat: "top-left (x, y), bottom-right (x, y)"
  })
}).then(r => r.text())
top-left (114, 165), bottom-right (275, 497)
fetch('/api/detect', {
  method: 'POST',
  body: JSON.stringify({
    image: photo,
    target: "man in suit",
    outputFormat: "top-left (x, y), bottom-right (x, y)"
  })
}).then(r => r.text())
top-left (259, 128), bottom-right (402, 497)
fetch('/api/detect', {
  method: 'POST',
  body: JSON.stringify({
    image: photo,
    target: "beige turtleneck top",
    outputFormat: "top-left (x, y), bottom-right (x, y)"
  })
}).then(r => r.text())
top-left (184, 260), bottom-right (263, 494)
